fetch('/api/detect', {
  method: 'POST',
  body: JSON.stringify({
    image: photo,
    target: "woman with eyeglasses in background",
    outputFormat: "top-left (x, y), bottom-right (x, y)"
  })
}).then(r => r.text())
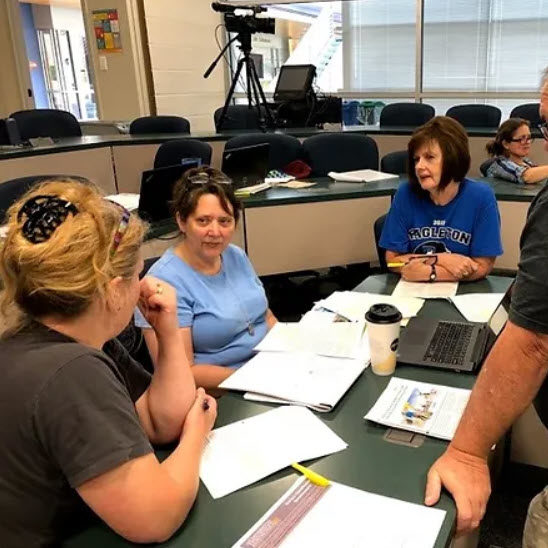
top-left (0, 180), bottom-right (217, 547)
top-left (135, 166), bottom-right (277, 390)
top-left (486, 118), bottom-right (548, 184)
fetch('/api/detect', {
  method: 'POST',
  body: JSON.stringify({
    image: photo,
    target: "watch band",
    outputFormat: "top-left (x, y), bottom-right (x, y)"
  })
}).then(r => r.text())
top-left (429, 264), bottom-right (437, 283)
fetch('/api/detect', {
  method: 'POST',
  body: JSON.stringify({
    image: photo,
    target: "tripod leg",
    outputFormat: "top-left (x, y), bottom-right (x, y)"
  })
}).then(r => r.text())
top-left (247, 58), bottom-right (275, 128)
top-left (217, 58), bottom-right (246, 131)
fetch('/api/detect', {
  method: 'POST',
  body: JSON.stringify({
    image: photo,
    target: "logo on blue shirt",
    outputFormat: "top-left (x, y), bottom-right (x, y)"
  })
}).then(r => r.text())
top-left (408, 226), bottom-right (472, 246)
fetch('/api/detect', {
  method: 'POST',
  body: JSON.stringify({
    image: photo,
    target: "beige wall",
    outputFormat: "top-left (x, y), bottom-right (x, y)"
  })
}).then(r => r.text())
top-left (0, 2), bottom-right (27, 117)
top-left (82, 0), bottom-right (150, 120)
top-left (143, 1), bottom-right (226, 132)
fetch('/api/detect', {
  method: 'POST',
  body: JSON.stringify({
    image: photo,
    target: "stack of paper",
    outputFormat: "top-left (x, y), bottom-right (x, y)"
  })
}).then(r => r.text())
top-left (450, 293), bottom-right (505, 322)
top-left (364, 377), bottom-right (471, 440)
top-left (220, 351), bottom-right (367, 412)
top-left (327, 169), bottom-right (399, 183)
top-left (316, 290), bottom-right (425, 323)
top-left (234, 181), bottom-right (271, 196)
top-left (200, 406), bottom-right (347, 498)
top-left (233, 477), bottom-right (446, 548)
top-left (392, 279), bottom-right (458, 299)
top-left (254, 321), bottom-right (366, 360)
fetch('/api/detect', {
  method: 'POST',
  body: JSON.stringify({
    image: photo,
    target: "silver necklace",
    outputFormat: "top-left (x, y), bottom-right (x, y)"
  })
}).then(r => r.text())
top-left (224, 270), bottom-right (255, 336)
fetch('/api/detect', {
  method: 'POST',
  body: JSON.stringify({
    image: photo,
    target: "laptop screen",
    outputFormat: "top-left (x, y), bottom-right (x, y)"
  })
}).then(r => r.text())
top-left (138, 161), bottom-right (199, 223)
top-left (222, 143), bottom-right (270, 188)
top-left (488, 283), bottom-right (513, 336)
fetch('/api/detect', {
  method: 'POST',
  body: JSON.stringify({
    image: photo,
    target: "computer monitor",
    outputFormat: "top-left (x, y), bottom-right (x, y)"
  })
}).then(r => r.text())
top-left (273, 64), bottom-right (316, 103)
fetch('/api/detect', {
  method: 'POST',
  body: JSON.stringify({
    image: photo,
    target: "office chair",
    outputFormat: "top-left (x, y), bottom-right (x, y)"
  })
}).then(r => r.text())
top-left (0, 175), bottom-right (89, 224)
top-left (303, 133), bottom-right (379, 177)
top-left (224, 133), bottom-right (303, 171)
top-left (480, 158), bottom-right (496, 177)
top-left (380, 150), bottom-right (408, 175)
top-left (153, 139), bottom-right (212, 169)
top-left (214, 105), bottom-right (261, 132)
top-left (379, 103), bottom-right (435, 128)
top-left (446, 104), bottom-right (501, 128)
top-left (374, 213), bottom-right (388, 272)
top-left (9, 109), bottom-right (82, 141)
top-left (129, 115), bottom-right (191, 135)
top-left (510, 103), bottom-right (542, 127)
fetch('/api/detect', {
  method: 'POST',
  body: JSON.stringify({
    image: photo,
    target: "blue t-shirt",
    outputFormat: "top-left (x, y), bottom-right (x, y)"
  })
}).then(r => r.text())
top-left (379, 179), bottom-right (503, 257)
top-left (134, 245), bottom-right (268, 368)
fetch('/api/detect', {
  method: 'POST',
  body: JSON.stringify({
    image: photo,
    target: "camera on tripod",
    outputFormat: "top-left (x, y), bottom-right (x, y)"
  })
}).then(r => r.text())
top-left (212, 2), bottom-right (275, 35)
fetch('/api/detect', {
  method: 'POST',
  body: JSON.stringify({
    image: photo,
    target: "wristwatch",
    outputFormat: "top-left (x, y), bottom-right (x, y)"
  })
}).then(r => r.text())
top-left (429, 264), bottom-right (437, 283)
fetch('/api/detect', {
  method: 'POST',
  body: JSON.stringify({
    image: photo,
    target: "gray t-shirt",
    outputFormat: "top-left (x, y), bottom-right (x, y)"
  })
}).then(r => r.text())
top-left (0, 323), bottom-right (152, 547)
top-left (508, 183), bottom-right (548, 426)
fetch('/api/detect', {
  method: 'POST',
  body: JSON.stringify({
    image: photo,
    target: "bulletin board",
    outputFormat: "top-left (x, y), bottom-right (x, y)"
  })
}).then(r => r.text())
top-left (92, 9), bottom-right (122, 53)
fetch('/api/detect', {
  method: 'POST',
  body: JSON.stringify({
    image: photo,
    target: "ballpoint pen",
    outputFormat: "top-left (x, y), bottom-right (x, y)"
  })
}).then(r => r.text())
top-left (291, 462), bottom-right (331, 487)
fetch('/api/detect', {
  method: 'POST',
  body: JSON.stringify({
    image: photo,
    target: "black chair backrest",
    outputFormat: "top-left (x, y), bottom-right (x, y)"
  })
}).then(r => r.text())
top-left (153, 139), bottom-right (212, 169)
top-left (129, 115), bottom-right (190, 135)
top-left (214, 105), bottom-right (261, 131)
top-left (379, 103), bottom-right (435, 127)
top-left (374, 213), bottom-right (388, 272)
top-left (381, 150), bottom-right (408, 175)
top-left (445, 104), bottom-right (501, 128)
top-left (10, 109), bottom-right (82, 140)
top-left (224, 133), bottom-right (303, 171)
top-left (510, 103), bottom-right (542, 127)
top-left (0, 174), bottom-right (89, 224)
top-left (303, 133), bottom-right (379, 177)
top-left (480, 158), bottom-right (496, 177)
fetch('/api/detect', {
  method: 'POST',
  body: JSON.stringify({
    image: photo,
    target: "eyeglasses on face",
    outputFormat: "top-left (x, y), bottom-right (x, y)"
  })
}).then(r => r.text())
top-left (539, 121), bottom-right (548, 142)
top-left (509, 135), bottom-right (533, 144)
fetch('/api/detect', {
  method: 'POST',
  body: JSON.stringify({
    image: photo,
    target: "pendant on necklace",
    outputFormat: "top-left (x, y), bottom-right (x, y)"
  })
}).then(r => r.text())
top-left (248, 323), bottom-right (255, 336)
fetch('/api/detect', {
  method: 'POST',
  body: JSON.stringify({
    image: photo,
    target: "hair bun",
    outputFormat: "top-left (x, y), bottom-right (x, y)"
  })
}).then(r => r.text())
top-left (17, 195), bottom-right (78, 244)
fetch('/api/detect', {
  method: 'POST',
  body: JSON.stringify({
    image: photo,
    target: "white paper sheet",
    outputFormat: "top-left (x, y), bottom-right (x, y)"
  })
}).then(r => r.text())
top-left (220, 351), bottom-right (367, 412)
top-left (233, 477), bottom-right (446, 548)
top-left (327, 169), bottom-right (399, 183)
top-left (254, 321), bottom-right (366, 359)
top-left (450, 293), bottom-right (505, 322)
top-left (317, 290), bottom-right (425, 322)
top-left (200, 406), bottom-right (347, 499)
top-left (364, 377), bottom-right (471, 441)
top-left (392, 279), bottom-right (458, 299)
top-left (105, 193), bottom-right (140, 211)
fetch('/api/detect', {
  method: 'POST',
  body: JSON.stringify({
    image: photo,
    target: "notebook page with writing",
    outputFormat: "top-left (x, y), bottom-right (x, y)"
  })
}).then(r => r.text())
top-left (392, 279), bottom-right (458, 299)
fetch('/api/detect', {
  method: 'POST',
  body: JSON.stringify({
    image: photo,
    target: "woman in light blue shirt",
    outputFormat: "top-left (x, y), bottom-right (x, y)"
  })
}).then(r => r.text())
top-left (135, 166), bottom-right (276, 389)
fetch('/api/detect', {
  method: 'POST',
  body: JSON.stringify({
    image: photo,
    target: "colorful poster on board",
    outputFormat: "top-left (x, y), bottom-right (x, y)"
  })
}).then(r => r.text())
top-left (92, 9), bottom-right (122, 53)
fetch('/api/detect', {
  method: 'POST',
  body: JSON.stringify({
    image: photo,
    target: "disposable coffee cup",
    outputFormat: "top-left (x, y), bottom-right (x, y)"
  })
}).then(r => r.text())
top-left (365, 303), bottom-right (402, 376)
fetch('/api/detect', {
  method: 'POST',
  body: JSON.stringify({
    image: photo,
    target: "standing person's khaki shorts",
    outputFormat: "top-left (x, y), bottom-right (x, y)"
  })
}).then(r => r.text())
top-left (523, 486), bottom-right (548, 547)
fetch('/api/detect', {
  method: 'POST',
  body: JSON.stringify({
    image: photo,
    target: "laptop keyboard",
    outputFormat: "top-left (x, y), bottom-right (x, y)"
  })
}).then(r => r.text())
top-left (423, 322), bottom-right (474, 366)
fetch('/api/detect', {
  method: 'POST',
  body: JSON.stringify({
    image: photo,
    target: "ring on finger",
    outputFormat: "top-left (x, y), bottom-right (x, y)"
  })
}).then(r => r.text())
top-left (156, 283), bottom-right (163, 295)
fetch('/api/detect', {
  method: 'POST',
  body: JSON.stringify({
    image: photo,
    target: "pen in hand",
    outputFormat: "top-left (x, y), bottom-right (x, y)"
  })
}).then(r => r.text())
top-left (387, 262), bottom-right (406, 268)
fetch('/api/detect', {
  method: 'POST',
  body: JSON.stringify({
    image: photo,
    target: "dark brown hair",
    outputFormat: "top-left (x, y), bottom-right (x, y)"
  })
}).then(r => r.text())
top-left (486, 118), bottom-right (530, 157)
top-left (171, 166), bottom-right (241, 224)
top-left (408, 116), bottom-right (470, 197)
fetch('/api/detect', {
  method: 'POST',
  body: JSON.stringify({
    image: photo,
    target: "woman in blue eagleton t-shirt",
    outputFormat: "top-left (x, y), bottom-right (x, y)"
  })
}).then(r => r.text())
top-left (135, 167), bottom-right (277, 390)
top-left (380, 116), bottom-right (503, 283)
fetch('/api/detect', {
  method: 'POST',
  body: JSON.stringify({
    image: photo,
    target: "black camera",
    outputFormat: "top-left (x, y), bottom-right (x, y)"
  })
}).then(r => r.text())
top-left (211, 2), bottom-right (275, 35)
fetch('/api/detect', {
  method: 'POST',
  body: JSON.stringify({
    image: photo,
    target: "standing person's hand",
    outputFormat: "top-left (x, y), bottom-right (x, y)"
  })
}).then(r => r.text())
top-left (138, 277), bottom-right (179, 339)
top-left (182, 388), bottom-right (217, 442)
top-left (425, 446), bottom-right (491, 535)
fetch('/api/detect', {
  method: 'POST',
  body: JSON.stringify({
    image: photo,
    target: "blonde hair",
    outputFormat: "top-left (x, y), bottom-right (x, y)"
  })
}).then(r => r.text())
top-left (0, 179), bottom-right (146, 335)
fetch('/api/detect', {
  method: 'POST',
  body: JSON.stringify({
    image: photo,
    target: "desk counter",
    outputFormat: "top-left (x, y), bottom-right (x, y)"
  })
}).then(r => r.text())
top-left (63, 274), bottom-right (512, 548)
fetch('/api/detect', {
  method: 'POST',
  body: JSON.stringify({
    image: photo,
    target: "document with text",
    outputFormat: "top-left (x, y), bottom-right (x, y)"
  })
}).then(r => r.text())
top-left (392, 279), bottom-right (458, 299)
top-left (220, 351), bottom-right (368, 412)
top-left (233, 477), bottom-right (446, 548)
top-left (200, 406), bottom-right (347, 499)
top-left (364, 378), bottom-right (471, 440)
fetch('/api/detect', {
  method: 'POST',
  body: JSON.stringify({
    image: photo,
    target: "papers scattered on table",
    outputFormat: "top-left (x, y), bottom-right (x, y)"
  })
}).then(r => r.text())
top-left (364, 377), bottom-right (471, 441)
top-left (220, 351), bottom-right (367, 412)
top-left (105, 193), bottom-right (140, 211)
top-left (316, 290), bottom-right (425, 323)
top-left (233, 477), bottom-right (446, 548)
top-left (392, 279), bottom-right (458, 299)
top-left (277, 180), bottom-right (316, 189)
top-left (234, 182), bottom-right (271, 196)
top-left (200, 406), bottom-right (347, 499)
top-left (450, 293), bottom-right (506, 322)
top-left (254, 321), bottom-right (366, 359)
top-left (327, 169), bottom-right (399, 183)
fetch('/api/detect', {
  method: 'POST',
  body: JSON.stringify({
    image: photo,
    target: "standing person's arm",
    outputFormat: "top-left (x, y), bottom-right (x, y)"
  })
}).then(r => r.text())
top-left (134, 277), bottom-right (196, 444)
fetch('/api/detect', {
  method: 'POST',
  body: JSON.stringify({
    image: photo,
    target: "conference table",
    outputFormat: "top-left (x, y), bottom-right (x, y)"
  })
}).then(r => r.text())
top-left (63, 273), bottom-right (513, 548)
